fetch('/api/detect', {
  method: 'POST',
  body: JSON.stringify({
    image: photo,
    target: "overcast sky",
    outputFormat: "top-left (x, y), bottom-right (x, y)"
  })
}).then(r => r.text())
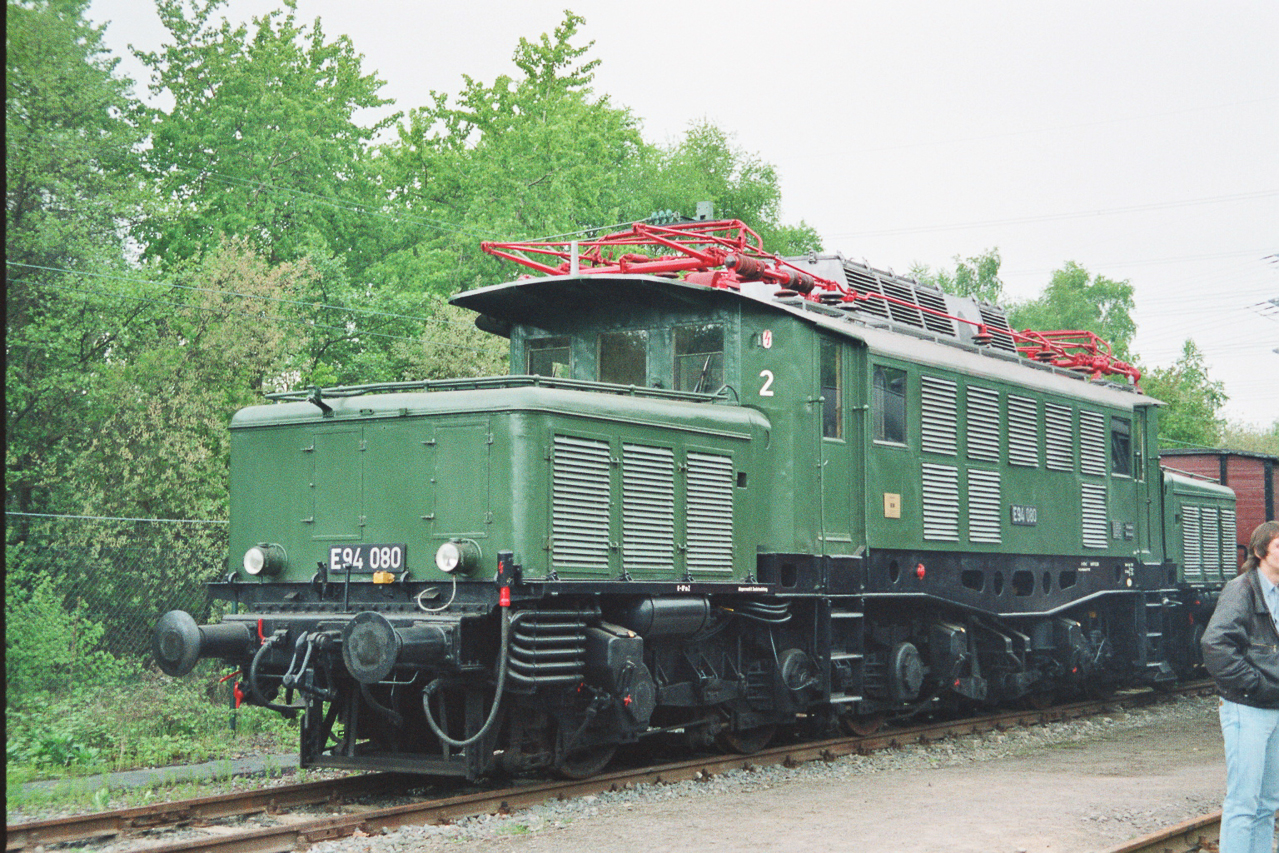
top-left (88, 0), bottom-right (1279, 430)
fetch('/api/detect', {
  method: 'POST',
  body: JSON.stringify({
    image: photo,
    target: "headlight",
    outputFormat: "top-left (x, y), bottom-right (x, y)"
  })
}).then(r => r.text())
top-left (434, 539), bottom-right (481, 574)
top-left (243, 543), bottom-right (286, 576)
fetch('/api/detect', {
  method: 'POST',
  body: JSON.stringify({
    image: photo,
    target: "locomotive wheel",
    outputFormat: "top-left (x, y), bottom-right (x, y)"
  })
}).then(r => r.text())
top-left (552, 743), bottom-right (617, 780)
top-left (715, 724), bottom-right (776, 754)
top-left (841, 713), bottom-right (886, 737)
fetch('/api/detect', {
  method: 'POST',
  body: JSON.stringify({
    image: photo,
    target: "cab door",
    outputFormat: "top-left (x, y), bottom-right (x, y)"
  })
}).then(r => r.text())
top-left (818, 336), bottom-right (853, 553)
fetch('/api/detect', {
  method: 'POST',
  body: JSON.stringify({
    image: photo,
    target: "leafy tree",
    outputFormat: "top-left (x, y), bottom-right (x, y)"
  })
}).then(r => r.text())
top-left (5, 0), bottom-right (151, 517)
top-left (1141, 339), bottom-right (1227, 448)
top-left (373, 12), bottom-right (645, 275)
top-left (912, 248), bottom-right (1004, 303)
top-left (627, 122), bottom-right (822, 255)
top-left (374, 14), bottom-right (820, 303)
top-left (134, 0), bottom-right (397, 268)
top-left (1008, 261), bottom-right (1137, 360)
top-left (390, 299), bottom-right (510, 381)
top-left (61, 241), bottom-right (311, 520)
top-left (1218, 420), bottom-right (1279, 456)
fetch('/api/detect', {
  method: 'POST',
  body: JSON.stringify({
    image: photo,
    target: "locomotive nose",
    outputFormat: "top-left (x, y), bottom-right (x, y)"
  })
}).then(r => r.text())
top-left (153, 610), bottom-right (254, 676)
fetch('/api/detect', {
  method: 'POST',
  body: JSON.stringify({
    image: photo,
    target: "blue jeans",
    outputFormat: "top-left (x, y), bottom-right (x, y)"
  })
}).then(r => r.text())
top-left (1219, 698), bottom-right (1279, 853)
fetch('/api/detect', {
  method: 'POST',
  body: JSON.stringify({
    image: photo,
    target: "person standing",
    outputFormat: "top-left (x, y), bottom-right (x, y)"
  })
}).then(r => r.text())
top-left (1202, 519), bottom-right (1279, 853)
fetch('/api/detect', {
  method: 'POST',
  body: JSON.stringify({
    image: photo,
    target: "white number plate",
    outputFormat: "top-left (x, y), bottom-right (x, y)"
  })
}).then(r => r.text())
top-left (329, 543), bottom-right (407, 573)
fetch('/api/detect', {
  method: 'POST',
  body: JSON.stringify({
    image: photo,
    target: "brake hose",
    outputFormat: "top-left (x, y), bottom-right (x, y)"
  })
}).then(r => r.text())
top-left (420, 609), bottom-right (516, 748)
top-left (248, 633), bottom-right (307, 716)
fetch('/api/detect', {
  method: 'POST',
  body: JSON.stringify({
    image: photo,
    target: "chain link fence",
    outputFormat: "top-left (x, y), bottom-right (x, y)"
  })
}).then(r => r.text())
top-left (5, 513), bottom-right (227, 669)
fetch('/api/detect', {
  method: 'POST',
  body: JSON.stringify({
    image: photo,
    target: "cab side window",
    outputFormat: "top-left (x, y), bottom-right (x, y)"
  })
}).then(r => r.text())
top-left (874, 365), bottom-right (907, 444)
top-left (528, 336), bottom-right (571, 377)
top-left (1111, 417), bottom-right (1132, 476)
top-left (821, 338), bottom-right (842, 439)
top-left (674, 324), bottom-right (723, 393)
top-left (599, 330), bottom-right (647, 386)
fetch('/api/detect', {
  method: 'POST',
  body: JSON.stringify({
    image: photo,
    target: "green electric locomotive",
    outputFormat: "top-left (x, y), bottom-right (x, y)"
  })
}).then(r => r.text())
top-left (154, 220), bottom-right (1236, 779)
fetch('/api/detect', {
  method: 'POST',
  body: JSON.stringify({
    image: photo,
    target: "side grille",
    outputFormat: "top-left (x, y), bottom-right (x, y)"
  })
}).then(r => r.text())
top-left (922, 463), bottom-right (960, 541)
top-left (1201, 507), bottom-right (1220, 573)
top-left (1079, 411), bottom-right (1106, 477)
top-left (966, 386), bottom-right (1001, 463)
top-left (686, 452), bottom-right (734, 573)
top-left (921, 376), bottom-right (958, 456)
top-left (1183, 506), bottom-right (1202, 578)
top-left (622, 444), bottom-right (675, 572)
top-left (968, 468), bottom-right (1002, 544)
top-left (1221, 508), bottom-right (1237, 571)
top-left (551, 435), bottom-right (611, 571)
top-left (1081, 483), bottom-right (1108, 549)
top-left (1045, 403), bottom-right (1074, 472)
top-left (506, 610), bottom-right (588, 688)
top-left (1008, 395), bottom-right (1039, 467)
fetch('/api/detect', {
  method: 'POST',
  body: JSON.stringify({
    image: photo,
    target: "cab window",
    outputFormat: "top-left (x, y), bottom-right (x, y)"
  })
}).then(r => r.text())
top-left (599, 330), bottom-right (647, 386)
top-left (528, 336), bottom-right (571, 377)
top-left (873, 365), bottom-right (907, 444)
top-left (821, 338), bottom-right (842, 439)
top-left (674, 324), bottom-right (723, 393)
top-left (1111, 417), bottom-right (1132, 476)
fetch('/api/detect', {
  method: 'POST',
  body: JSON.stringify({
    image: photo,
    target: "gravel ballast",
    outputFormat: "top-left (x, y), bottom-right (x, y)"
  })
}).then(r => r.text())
top-left (306, 693), bottom-right (1231, 853)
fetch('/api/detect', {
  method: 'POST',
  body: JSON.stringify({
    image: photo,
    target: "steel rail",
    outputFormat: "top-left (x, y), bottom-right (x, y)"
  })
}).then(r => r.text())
top-left (4, 772), bottom-right (408, 851)
top-left (1098, 811), bottom-right (1221, 853)
top-left (7, 680), bottom-right (1216, 852)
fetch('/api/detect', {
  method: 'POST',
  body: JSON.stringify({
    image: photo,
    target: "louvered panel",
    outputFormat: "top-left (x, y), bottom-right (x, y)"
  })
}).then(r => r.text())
top-left (1007, 395), bottom-right (1039, 468)
top-left (686, 452), bottom-right (734, 573)
top-left (966, 386), bottom-right (1001, 463)
top-left (968, 468), bottom-right (1002, 544)
top-left (1079, 411), bottom-right (1106, 476)
top-left (1081, 483), bottom-right (1109, 549)
top-left (922, 463), bottom-right (960, 541)
top-left (552, 435), bottom-right (611, 570)
top-left (1045, 403), bottom-right (1074, 471)
top-left (1201, 507), bottom-right (1220, 576)
top-left (921, 376), bottom-right (958, 456)
top-left (622, 444), bottom-right (675, 572)
top-left (977, 305), bottom-right (1018, 353)
top-left (914, 285), bottom-right (956, 336)
top-left (1221, 508), bottom-right (1237, 572)
top-left (843, 266), bottom-right (891, 319)
top-left (1183, 506), bottom-right (1202, 579)
top-left (880, 277), bottom-right (926, 328)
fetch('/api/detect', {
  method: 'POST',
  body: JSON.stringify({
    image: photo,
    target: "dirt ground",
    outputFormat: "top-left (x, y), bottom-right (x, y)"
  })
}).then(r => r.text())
top-left (395, 700), bottom-right (1229, 853)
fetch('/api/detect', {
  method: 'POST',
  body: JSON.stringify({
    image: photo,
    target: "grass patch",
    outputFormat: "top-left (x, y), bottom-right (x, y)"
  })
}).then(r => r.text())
top-left (6, 664), bottom-right (297, 809)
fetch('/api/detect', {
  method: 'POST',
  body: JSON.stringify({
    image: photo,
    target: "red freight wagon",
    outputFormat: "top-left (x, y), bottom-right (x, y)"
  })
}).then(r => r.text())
top-left (1160, 449), bottom-right (1277, 572)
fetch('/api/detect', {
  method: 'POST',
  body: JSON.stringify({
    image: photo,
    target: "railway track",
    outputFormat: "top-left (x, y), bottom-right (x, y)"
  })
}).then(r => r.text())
top-left (1101, 811), bottom-right (1222, 853)
top-left (7, 681), bottom-right (1217, 852)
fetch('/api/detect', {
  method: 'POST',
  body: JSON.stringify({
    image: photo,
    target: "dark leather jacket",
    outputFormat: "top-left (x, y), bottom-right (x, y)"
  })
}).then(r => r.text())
top-left (1201, 569), bottom-right (1279, 709)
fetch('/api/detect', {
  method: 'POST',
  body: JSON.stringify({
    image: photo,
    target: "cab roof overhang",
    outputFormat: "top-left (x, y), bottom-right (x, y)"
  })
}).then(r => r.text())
top-left (450, 273), bottom-right (732, 329)
top-left (452, 272), bottom-right (1158, 412)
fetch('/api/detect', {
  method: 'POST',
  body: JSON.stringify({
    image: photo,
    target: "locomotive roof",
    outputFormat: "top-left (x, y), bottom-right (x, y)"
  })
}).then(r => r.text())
top-left (452, 258), bottom-right (1157, 412)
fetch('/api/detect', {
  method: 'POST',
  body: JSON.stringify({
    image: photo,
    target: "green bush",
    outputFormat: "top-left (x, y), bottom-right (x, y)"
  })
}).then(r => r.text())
top-left (6, 669), bottom-right (298, 781)
top-left (5, 571), bottom-right (130, 694)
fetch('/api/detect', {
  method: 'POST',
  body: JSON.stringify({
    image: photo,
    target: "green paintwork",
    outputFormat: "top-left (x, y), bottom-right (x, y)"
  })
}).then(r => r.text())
top-left (229, 382), bottom-right (767, 584)
top-left (227, 270), bottom-right (1232, 592)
